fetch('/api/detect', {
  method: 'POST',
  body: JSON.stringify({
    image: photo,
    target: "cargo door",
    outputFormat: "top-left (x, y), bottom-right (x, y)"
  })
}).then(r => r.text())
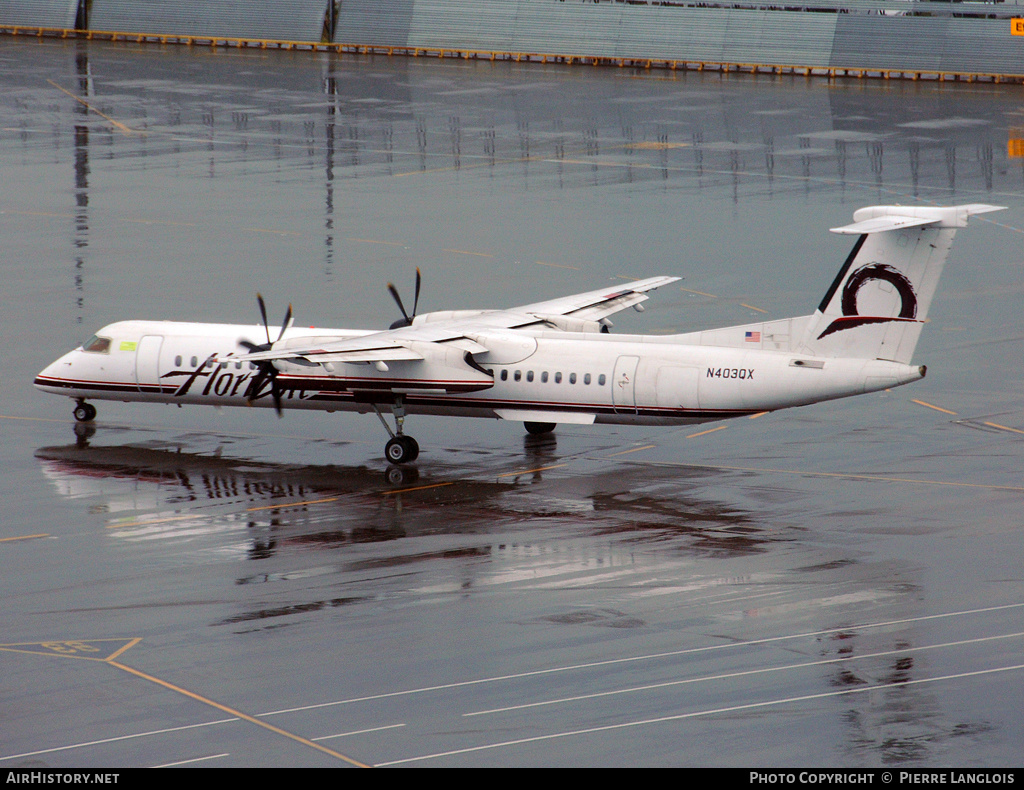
top-left (655, 366), bottom-right (701, 413)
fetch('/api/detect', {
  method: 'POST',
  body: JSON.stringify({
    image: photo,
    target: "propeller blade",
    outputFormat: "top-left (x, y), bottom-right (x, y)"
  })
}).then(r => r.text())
top-left (256, 293), bottom-right (271, 345)
top-left (270, 376), bottom-right (284, 417)
top-left (277, 304), bottom-right (294, 342)
top-left (387, 282), bottom-right (410, 323)
top-left (244, 367), bottom-right (269, 404)
top-left (412, 267), bottom-right (421, 318)
top-left (239, 339), bottom-right (265, 353)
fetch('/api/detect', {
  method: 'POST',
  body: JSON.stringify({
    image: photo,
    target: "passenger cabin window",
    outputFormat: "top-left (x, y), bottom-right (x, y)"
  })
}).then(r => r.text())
top-left (526, 371), bottom-right (534, 382)
top-left (82, 335), bottom-right (111, 354)
top-left (500, 370), bottom-right (508, 381)
top-left (555, 372), bottom-right (562, 384)
top-left (541, 371), bottom-right (549, 383)
top-left (569, 373), bottom-right (577, 384)
top-left (584, 373), bottom-right (592, 385)
top-left (175, 355), bottom-right (182, 367)
top-left (191, 356), bottom-right (198, 367)
top-left (598, 374), bottom-right (606, 386)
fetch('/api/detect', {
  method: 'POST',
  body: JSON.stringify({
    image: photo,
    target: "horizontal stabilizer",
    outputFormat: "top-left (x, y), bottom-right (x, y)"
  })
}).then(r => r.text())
top-left (831, 203), bottom-right (1005, 235)
top-left (830, 215), bottom-right (937, 235)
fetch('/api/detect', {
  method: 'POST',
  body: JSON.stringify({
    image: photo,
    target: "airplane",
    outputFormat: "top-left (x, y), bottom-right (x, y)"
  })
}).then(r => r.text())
top-left (36, 203), bottom-right (1003, 465)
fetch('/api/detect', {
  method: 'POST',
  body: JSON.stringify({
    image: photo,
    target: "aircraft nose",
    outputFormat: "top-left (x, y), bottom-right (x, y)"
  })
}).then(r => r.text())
top-left (34, 350), bottom-right (75, 391)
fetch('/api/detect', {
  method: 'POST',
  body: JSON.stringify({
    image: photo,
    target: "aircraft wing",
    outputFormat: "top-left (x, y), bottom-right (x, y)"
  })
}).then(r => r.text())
top-left (232, 276), bottom-right (679, 365)
top-left (235, 334), bottom-right (431, 364)
top-left (511, 275), bottom-right (680, 322)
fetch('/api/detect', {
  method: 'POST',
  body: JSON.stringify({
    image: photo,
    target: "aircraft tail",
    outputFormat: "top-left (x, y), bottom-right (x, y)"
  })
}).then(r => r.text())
top-left (797, 204), bottom-right (1004, 363)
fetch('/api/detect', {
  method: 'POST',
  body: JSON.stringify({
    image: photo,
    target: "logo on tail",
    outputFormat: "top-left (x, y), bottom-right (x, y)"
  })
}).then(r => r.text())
top-left (817, 262), bottom-right (919, 340)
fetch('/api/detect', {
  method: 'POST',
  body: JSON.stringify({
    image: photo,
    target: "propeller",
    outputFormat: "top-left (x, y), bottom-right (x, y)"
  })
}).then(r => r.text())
top-left (388, 268), bottom-right (422, 329)
top-left (239, 293), bottom-right (293, 417)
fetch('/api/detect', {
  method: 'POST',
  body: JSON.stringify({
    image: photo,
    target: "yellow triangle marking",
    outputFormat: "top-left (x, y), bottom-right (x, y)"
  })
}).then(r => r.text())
top-left (0, 638), bottom-right (140, 661)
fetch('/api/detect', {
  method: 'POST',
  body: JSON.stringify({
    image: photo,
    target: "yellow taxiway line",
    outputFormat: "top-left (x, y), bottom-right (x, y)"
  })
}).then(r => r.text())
top-left (0, 638), bottom-right (369, 766)
top-left (911, 398), bottom-right (958, 415)
top-left (109, 661), bottom-right (370, 766)
top-left (47, 80), bottom-right (143, 137)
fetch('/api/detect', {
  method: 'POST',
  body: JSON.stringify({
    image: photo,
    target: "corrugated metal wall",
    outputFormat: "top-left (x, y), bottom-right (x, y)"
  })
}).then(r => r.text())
top-left (89, 0), bottom-right (327, 42)
top-left (831, 15), bottom-right (949, 73)
top-left (334, 0), bottom-right (840, 67)
top-left (334, 0), bottom-right (415, 47)
top-left (0, 0), bottom-right (78, 28)
top-left (329, 0), bottom-right (1024, 69)
top-left (332, 1), bottom-right (1024, 76)
top-left (4, 0), bottom-right (1024, 77)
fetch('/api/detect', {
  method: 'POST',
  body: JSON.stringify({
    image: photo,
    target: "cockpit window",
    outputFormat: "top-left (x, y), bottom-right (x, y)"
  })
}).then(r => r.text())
top-left (82, 335), bottom-right (112, 354)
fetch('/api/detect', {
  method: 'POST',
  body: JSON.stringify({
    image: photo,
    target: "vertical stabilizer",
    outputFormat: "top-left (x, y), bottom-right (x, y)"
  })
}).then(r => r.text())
top-left (797, 204), bottom-right (1004, 363)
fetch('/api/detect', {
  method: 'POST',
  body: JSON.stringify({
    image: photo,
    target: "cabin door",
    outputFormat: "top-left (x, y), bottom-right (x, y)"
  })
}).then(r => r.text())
top-left (135, 335), bottom-right (164, 393)
top-left (612, 355), bottom-right (640, 413)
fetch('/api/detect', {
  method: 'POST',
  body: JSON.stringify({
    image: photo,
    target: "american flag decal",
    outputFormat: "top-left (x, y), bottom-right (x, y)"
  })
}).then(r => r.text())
top-left (745, 331), bottom-right (761, 342)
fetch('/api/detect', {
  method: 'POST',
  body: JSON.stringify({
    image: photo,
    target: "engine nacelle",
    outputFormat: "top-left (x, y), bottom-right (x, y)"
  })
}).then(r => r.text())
top-left (529, 313), bottom-right (606, 333)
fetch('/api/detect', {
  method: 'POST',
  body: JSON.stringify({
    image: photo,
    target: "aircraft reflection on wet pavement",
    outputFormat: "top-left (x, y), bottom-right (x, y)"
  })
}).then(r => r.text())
top-left (35, 437), bottom-right (769, 567)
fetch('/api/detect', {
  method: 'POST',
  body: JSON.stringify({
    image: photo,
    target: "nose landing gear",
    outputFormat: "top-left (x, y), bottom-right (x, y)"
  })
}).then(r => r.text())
top-left (73, 400), bottom-right (97, 422)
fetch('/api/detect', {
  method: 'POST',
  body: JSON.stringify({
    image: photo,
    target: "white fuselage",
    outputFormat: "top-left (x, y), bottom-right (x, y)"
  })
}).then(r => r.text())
top-left (35, 319), bottom-right (925, 427)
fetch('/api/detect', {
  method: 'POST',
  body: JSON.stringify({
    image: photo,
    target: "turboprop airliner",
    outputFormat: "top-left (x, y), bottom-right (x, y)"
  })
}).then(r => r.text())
top-left (36, 204), bottom-right (1002, 465)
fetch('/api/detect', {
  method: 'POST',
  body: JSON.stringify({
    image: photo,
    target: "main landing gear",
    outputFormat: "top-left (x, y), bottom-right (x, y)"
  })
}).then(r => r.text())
top-left (373, 398), bottom-right (420, 464)
top-left (73, 400), bottom-right (97, 422)
top-left (385, 435), bottom-right (419, 465)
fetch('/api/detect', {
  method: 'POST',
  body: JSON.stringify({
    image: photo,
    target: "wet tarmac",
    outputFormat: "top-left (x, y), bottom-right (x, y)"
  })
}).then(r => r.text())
top-left (1, 37), bottom-right (1023, 767)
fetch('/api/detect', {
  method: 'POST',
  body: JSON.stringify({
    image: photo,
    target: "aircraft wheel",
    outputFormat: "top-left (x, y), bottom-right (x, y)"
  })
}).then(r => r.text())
top-left (73, 402), bottom-right (97, 422)
top-left (385, 435), bottom-right (419, 464)
top-left (524, 421), bottom-right (555, 435)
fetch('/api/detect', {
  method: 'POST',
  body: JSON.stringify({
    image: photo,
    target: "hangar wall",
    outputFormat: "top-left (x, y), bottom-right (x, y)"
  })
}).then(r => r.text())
top-left (3, 0), bottom-right (1023, 78)
top-left (1, 0), bottom-right (78, 28)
